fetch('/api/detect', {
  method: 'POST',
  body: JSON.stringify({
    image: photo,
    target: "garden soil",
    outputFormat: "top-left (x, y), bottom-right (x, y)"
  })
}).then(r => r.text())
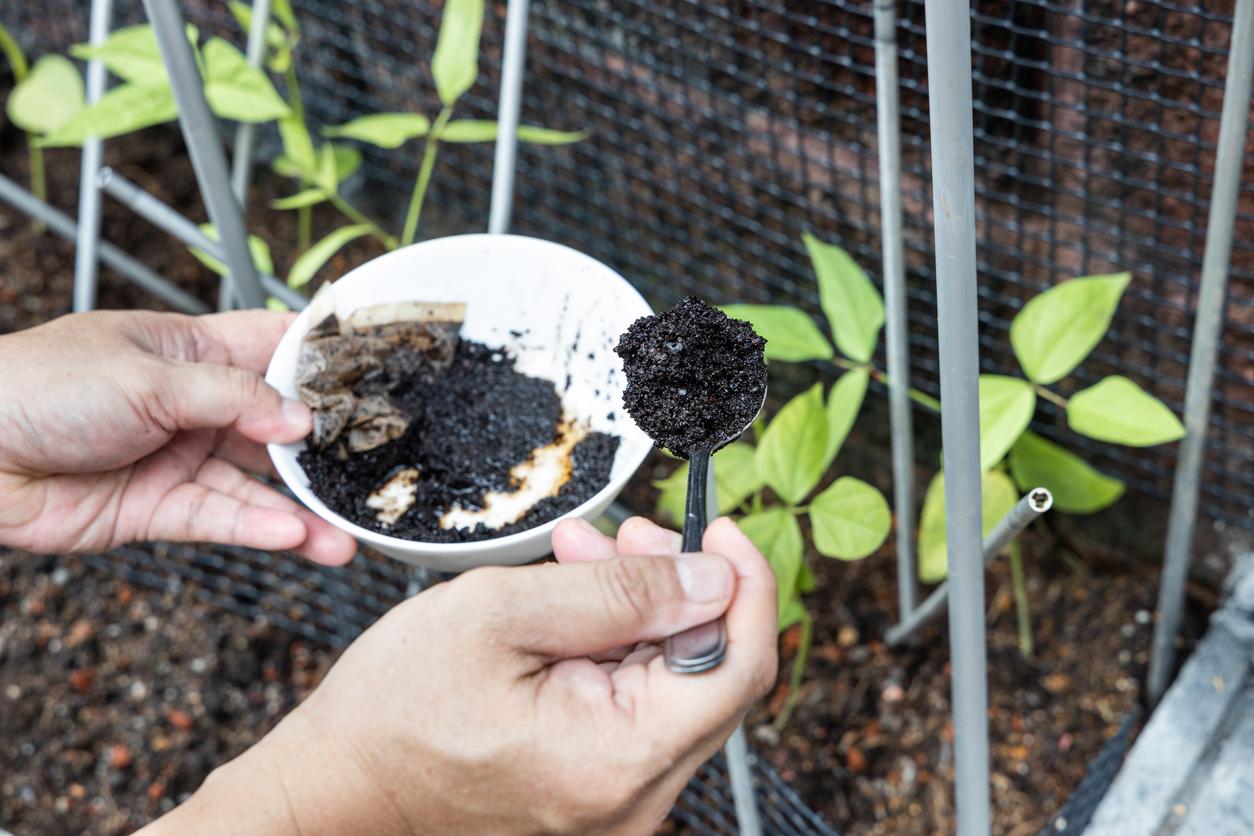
top-left (0, 126), bottom-right (1211, 834)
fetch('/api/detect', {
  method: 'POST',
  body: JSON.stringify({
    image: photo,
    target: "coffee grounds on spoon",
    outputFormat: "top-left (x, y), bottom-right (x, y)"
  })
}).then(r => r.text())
top-left (614, 297), bottom-right (767, 458)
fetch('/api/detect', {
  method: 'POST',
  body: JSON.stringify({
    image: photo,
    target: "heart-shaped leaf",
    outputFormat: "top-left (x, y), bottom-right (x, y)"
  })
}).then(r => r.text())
top-left (1009, 432), bottom-right (1124, 514)
top-left (804, 232), bottom-right (884, 363)
top-left (7, 55), bottom-right (84, 134)
top-left (203, 37), bottom-right (290, 123)
top-left (918, 469), bottom-right (1018, 583)
top-left (978, 375), bottom-right (1036, 471)
top-left (810, 477), bottom-right (891, 560)
top-left (1067, 376), bottom-right (1185, 446)
top-left (323, 113), bottom-right (431, 149)
top-left (755, 384), bottom-right (829, 505)
top-left (431, 0), bottom-right (484, 106)
top-left (38, 83), bottom-right (177, 147)
top-left (738, 508), bottom-right (803, 614)
top-left (720, 304), bottom-right (833, 363)
top-left (1010, 273), bottom-right (1130, 384)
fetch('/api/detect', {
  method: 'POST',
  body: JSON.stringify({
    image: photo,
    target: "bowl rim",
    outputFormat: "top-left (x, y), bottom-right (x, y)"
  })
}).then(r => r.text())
top-left (265, 232), bottom-right (653, 558)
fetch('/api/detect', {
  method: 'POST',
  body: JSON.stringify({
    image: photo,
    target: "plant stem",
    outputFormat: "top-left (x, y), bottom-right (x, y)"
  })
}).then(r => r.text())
top-left (26, 135), bottom-right (45, 232)
top-left (329, 192), bottom-right (397, 249)
top-left (867, 366), bottom-right (943, 412)
top-left (297, 205), bottom-right (312, 252)
top-left (773, 611), bottom-right (812, 732)
top-left (1008, 539), bottom-right (1033, 657)
top-left (1035, 384), bottom-right (1068, 409)
top-left (402, 106), bottom-right (453, 246)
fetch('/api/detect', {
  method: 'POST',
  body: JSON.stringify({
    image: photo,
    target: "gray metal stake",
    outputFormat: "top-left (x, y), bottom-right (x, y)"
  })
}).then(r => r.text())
top-left (873, 0), bottom-right (918, 627)
top-left (488, 0), bottom-right (530, 234)
top-left (72, 0), bottom-right (113, 313)
top-left (922, 0), bottom-right (991, 829)
top-left (223, 0), bottom-right (274, 312)
top-left (886, 489), bottom-right (1053, 646)
top-left (1148, 0), bottom-right (1254, 707)
top-left (143, 0), bottom-right (265, 310)
top-left (0, 172), bottom-right (207, 314)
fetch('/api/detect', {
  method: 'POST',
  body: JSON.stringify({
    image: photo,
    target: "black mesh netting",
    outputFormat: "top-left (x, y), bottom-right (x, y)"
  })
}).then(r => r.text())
top-left (7, 0), bottom-right (1252, 529)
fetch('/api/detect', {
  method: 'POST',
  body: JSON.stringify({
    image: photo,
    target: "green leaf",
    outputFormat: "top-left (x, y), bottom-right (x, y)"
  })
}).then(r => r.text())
top-left (779, 595), bottom-right (808, 631)
top-left (203, 37), bottom-right (290, 122)
top-left (803, 232), bottom-right (884, 363)
top-left (1067, 375), bottom-right (1185, 446)
top-left (652, 442), bottom-right (763, 525)
top-left (71, 24), bottom-right (167, 85)
top-left (1009, 432), bottom-right (1124, 514)
top-left (272, 0), bottom-right (298, 33)
top-left (918, 469), bottom-right (1018, 583)
top-left (189, 224), bottom-right (274, 278)
top-left (1010, 273), bottom-right (1131, 384)
top-left (719, 304), bottom-right (833, 363)
top-left (227, 1), bottom-right (288, 52)
top-left (738, 509), bottom-right (804, 615)
top-left (823, 369), bottom-right (869, 468)
top-left (314, 142), bottom-right (339, 194)
top-left (276, 112), bottom-right (317, 179)
top-left (266, 296), bottom-right (291, 311)
top-left (431, 0), bottom-right (484, 106)
top-left (38, 82), bottom-right (177, 147)
top-left (437, 119), bottom-right (587, 144)
top-left (978, 375), bottom-right (1035, 471)
top-left (754, 384), bottom-right (830, 505)
top-left (8, 55), bottom-right (84, 134)
top-left (796, 563), bottom-right (816, 594)
top-left (810, 477), bottom-right (891, 560)
top-left (323, 112), bottom-right (431, 149)
top-left (287, 224), bottom-right (372, 289)
top-left (330, 143), bottom-right (361, 181)
top-left (271, 189), bottom-right (326, 210)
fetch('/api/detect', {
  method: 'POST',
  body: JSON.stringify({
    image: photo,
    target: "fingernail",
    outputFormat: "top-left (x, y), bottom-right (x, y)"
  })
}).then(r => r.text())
top-left (675, 554), bottom-right (732, 603)
top-left (570, 517), bottom-right (598, 534)
top-left (282, 398), bottom-right (312, 431)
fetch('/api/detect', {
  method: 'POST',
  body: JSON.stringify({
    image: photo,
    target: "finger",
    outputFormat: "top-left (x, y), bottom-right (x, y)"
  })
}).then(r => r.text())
top-left (191, 310), bottom-right (297, 373)
top-left (145, 482), bottom-right (308, 551)
top-left (195, 459), bottom-right (356, 566)
top-left (471, 552), bottom-right (736, 662)
top-left (215, 432), bottom-right (279, 477)
top-left (631, 517), bottom-right (778, 747)
top-left (552, 518), bottom-right (617, 563)
top-left (155, 360), bottom-right (311, 444)
top-left (616, 516), bottom-right (682, 556)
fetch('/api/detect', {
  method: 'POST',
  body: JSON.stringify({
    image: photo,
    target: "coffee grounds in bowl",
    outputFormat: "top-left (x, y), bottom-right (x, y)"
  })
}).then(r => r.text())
top-left (614, 297), bottom-right (767, 458)
top-left (298, 340), bottom-right (620, 543)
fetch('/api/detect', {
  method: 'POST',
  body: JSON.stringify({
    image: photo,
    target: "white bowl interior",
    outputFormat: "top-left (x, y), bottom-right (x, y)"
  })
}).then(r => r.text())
top-left (265, 234), bottom-right (654, 571)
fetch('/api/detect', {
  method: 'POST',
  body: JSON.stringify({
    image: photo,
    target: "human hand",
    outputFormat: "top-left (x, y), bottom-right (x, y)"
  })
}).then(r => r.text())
top-left (150, 516), bottom-right (777, 835)
top-left (0, 310), bottom-right (355, 564)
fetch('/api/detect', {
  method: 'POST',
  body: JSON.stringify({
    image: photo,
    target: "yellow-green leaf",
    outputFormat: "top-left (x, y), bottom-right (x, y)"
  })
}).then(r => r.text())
top-left (653, 442), bottom-right (763, 525)
top-left (804, 232), bottom-right (884, 363)
top-left (754, 384), bottom-right (829, 505)
top-left (1010, 273), bottom-right (1130, 384)
top-left (203, 37), bottom-right (290, 122)
top-left (978, 375), bottom-right (1035, 471)
top-left (287, 224), bottom-right (372, 289)
top-left (810, 477), bottom-right (890, 560)
top-left (1009, 432), bottom-right (1124, 514)
top-left (720, 304), bottom-right (833, 363)
top-left (823, 369), bottom-right (868, 468)
top-left (189, 223), bottom-right (274, 278)
top-left (437, 119), bottom-right (586, 144)
top-left (1067, 375), bottom-right (1185, 446)
top-left (738, 508), bottom-right (803, 614)
top-left (270, 189), bottom-right (326, 210)
top-left (70, 24), bottom-right (168, 85)
top-left (7, 55), bottom-right (84, 134)
top-left (431, 0), bottom-right (484, 106)
top-left (323, 113), bottom-right (431, 148)
top-left (38, 83), bottom-right (177, 147)
top-left (918, 469), bottom-right (1018, 583)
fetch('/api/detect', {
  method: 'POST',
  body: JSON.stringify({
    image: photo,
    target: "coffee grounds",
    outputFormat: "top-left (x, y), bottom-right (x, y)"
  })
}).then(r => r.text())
top-left (614, 297), bottom-right (767, 458)
top-left (299, 340), bottom-right (620, 543)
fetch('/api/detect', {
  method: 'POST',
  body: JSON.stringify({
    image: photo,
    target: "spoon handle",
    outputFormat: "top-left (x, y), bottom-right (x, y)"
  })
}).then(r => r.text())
top-left (664, 449), bottom-right (728, 673)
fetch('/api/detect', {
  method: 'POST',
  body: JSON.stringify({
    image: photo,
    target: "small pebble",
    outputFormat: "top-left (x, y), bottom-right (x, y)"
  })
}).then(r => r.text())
top-left (5, 684), bottom-right (20, 700)
top-left (50, 567), bottom-right (69, 586)
top-left (881, 684), bottom-right (905, 704)
top-left (1134, 609), bottom-right (1151, 625)
top-left (190, 658), bottom-right (208, 674)
top-left (129, 681), bottom-right (147, 700)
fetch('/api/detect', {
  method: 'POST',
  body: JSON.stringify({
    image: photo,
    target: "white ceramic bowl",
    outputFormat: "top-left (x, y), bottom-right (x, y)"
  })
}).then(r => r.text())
top-left (265, 234), bottom-right (653, 572)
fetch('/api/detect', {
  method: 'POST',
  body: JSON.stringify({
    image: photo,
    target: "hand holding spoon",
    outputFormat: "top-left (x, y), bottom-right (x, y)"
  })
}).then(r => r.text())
top-left (615, 297), bottom-right (768, 673)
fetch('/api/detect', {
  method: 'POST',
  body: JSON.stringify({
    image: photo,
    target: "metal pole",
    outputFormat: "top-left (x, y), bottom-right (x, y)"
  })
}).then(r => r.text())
top-left (0, 173), bottom-right (208, 314)
top-left (96, 168), bottom-right (306, 310)
top-left (923, 0), bottom-right (990, 829)
top-left (886, 489), bottom-right (1053, 646)
top-left (223, 0), bottom-right (274, 312)
top-left (488, 0), bottom-right (529, 234)
top-left (1148, 0), bottom-right (1254, 707)
top-left (72, 0), bottom-right (113, 313)
top-left (142, 0), bottom-right (266, 310)
top-left (873, 0), bottom-right (918, 628)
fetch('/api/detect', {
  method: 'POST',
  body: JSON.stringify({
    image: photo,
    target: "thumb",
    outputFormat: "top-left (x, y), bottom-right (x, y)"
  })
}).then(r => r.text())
top-left (156, 360), bottom-right (312, 443)
top-left (481, 553), bottom-right (736, 660)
